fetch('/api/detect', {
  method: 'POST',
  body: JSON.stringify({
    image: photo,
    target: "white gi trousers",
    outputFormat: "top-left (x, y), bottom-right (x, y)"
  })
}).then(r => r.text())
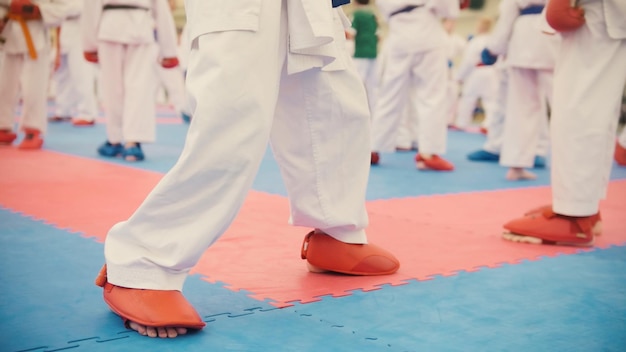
top-left (352, 57), bottom-right (377, 113)
top-left (54, 28), bottom-right (99, 120)
top-left (371, 47), bottom-right (448, 154)
top-left (482, 64), bottom-right (550, 156)
top-left (98, 42), bottom-right (158, 144)
top-left (500, 67), bottom-right (553, 168)
top-left (0, 51), bottom-right (51, 133)
top-left (104, 0), bottom-right (371, 290)
top-left (551, 0), bottom-right (626, 216)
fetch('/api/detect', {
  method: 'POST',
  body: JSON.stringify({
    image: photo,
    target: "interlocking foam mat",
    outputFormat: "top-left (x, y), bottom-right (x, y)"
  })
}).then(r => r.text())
top-left (1, 107), bottom-right (625, 351)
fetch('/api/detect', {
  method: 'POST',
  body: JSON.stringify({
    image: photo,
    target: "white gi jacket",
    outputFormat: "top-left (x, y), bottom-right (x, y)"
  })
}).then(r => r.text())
top-left (487, 0), bottom-right (559, 70)
top-left (580, 0), bottom-right (626, 39)
top-left (376, 0), bottom-right (460, 53)
top-left (0, 0), bottom-right (81, 55)
top-left (184, 0), bottom-right (353, 74)
top-left (82, 0), bottom-right (178, 59)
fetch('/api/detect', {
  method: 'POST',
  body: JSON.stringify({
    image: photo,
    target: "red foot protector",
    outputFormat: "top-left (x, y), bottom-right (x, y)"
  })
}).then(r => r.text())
top-left (301, 231), bottom-right (400, 276)
top-left (523, 204), bottom-right (602, 236)
top-left (503, 208), bottom-right (598, 246)
top-left (95, 265), bottom-right (205, 330)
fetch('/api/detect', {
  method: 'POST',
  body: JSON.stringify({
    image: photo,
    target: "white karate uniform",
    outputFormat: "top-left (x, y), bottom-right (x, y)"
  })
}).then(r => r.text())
top-left (82, 0), bottom-right (178, 144)
top-left (454, 34), bottom-right (499, 129)
top-left (104, 0), bottom-right (373, 290)
top-left (550, 0), bottom-right (626, 216)
top-left (0, 0), bottom-right (82, 134)
top-left (53, 14), bottom-right (99, 120)
top-left (487, 0), bottom-right (560, 169)
top-left (371, 0), bottom-right (459, 155)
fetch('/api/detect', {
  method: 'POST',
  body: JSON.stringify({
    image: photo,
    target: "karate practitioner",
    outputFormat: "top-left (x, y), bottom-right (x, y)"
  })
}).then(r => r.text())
top-left (0, 0), bottom-right (81, 149)
top-left (482, 0), bottom-right (559, 180)
top-left (370, 0), bottom-right (460, 171)
top-left (453, 17), bottom-right (498, 131)
top-left (50, 11), bottom-right (99, 126)
top-left (503, 0), bottom-right (626, 246)
top-left (94, 0), bottom-right (400, 339)
top-left (82, 0), bottom-right (179, 162)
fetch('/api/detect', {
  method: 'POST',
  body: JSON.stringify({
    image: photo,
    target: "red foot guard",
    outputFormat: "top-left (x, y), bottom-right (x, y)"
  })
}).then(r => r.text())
top-left (95, 265), bottom-right (206, 331)
top-left (301, 231), bottom-right (400, 275)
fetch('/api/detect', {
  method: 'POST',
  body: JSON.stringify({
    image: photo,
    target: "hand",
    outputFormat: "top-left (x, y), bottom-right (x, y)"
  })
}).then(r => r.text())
top-left (84, 51), bottom-right (99, 63)
top-left (9, 0), bottom-right (42, 20)
top-left (161, 57), bottom-right (179, 69)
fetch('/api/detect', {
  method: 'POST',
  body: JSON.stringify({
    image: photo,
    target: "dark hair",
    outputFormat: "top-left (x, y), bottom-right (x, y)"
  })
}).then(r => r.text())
top-left (355, 0), bottom-right (370, 4)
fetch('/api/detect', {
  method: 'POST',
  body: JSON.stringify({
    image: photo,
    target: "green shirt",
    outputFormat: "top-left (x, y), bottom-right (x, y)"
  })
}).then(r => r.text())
top-left (351, 9), bottom-right (378, 59)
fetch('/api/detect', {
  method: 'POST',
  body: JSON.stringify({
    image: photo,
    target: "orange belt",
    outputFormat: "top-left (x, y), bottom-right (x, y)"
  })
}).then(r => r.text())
top-left (7, 14), bottom-right (37, 59)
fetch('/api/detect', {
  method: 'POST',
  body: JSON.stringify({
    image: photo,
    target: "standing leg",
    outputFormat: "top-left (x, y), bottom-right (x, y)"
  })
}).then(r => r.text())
top-left (412, 47), bottom-right (454, 171)
top-left (68, 43), bottom-right (99, 124)
top-left (104, 0), bottom-right (285, 292)
top-left (0, 53), bottom-right (23, 144)
top-left (551, 34), bottom-right (626, 215)
top-left (51, 53), bottom-right (76, 120)
top-left (98, 42), bottom-right (125, 147)
top-left (19, 48), bottom-right (51, 149)
top-left (500, 67), bottom-right (544, 180)
top-left (370, 49), bottom-right (411, 154)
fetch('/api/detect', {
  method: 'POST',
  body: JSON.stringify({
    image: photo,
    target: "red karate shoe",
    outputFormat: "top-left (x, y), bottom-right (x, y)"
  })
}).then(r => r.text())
top-left (502, 208), bottom-right (598, 246)
top-left (523, 204), bottom-right (602, 236)
top-left (17, 128), bottom-right (43, 150)
top-left (415, 154), bottom-right (454, 171)
top-left (615, 142), bottom-right (626, 166)
top-left (301, 231), bottom-right (400, 275)
top-left (0, 129), bottom-right (17, 145)
top-left (95, 265), bottom-right (206, 331)
top-left (72, 118), bottom-right (95, 126)
top-left (371, 151), bottom-right (380, 165)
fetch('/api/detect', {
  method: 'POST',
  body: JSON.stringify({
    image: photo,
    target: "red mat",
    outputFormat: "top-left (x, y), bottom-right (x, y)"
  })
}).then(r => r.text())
top-left (2, 147), bottom-right (625, 307)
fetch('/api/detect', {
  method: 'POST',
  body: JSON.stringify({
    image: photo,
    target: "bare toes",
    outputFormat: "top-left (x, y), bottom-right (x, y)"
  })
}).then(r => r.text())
top-left (128, 321), bottom-right (148, 336)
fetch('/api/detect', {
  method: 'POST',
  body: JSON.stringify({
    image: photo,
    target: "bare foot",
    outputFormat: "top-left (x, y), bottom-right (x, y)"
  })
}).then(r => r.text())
top-left (506, 168), bottom-right (537, 181)
top-left (128, 321), bottom-right (188, 338)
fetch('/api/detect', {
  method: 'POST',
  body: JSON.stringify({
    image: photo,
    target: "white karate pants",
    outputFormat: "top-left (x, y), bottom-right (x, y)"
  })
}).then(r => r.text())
top-left (105, 0), bottom-right (372, 290)
top-left (98, 42), bottom-right (158, 144)
top-left (371, 47), bottom-right (448, 155)
top-left (500, 67), bottom-right (553, 168)
top-left (0, 51), bottom-right (50, 134)
top-left (551, 14), bottom-right (626, 216)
